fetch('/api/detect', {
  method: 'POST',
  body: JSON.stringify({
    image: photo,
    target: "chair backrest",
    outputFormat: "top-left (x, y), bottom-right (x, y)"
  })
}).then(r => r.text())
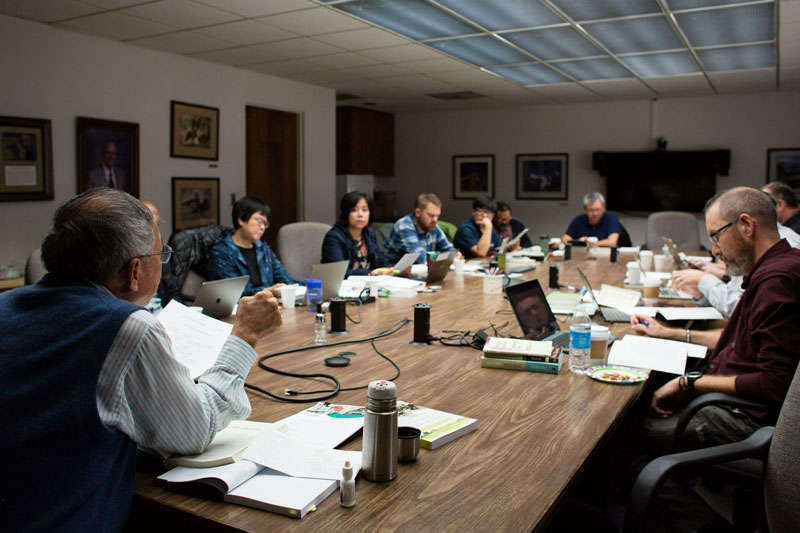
top-left (437, 220), bottom-right (457, 242)
top-left (764, 362), bottom-right (800, 533)
top-left (277, 222), bottom-right (332, 281)
top-left (24, 248), bottom-right (47, 285)
top-left (161, 224), bottom-right (231, 304)
top-left (617, 222), bottom-right (633, 248)
top-left (646, 211), bottom-right (700, 250)
top-left (371, 222), bottom-right (394, 248)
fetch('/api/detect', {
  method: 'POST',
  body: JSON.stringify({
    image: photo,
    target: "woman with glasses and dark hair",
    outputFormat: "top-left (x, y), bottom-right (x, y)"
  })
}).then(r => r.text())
top-left (321, 191), bottom-right (390, 277)
top-left (208, 196), bottom-right (293, 297)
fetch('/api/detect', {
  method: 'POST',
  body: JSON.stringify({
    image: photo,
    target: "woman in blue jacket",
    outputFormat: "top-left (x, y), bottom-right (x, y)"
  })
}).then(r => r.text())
top-left (208, 197), bottom-right (293, 297)
top-left (321, 191), bottom-right (389, 276)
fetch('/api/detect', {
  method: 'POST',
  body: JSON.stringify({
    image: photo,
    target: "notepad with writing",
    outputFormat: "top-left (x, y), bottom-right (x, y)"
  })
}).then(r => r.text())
top-left (397, 401), bottom-right (478, 450)
top-left (482, 337), bottom-right (558, 360)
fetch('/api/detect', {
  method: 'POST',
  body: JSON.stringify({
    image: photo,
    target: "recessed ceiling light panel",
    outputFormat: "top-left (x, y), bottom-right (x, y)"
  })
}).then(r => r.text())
top-left (506, 26), bottom-right (604, 60)
top-left (620, 51), bottom-right (700, 77)
top-left (584, 17), bottom-right (684, 54)
top-left (335, 0), bottom-right (480, 40)
top-left (555, 57), bottom-right (633, 81)
top-left (548, 0), bottom-right (662, 22)
top-left (491, 63), bottom-right (571, 85)
top-left (435, 0), bottom-right (563, 31)
top-left (426, 35), bottom-right (530, 66)
top-left (697, 43), bottom-right (775, 71)
top-left (676, 3), bottom-right (774, 47)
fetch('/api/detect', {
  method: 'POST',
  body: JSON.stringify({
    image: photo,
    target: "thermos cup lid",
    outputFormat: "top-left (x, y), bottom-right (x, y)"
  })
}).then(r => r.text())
top-left (367, 380), bottom-right (396, 400)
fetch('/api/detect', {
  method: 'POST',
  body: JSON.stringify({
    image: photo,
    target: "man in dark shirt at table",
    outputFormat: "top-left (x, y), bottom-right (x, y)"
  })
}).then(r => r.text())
top-left (762, 180), bottom-right (800, 234)
top-left (494, 201), bottom-right (532, 250)
top-left (627, 186), bottom-right (800, 532)
top-left (561, 192), bottom-right (620, 246)
top-left (453, 197), bottom-right (502, 258)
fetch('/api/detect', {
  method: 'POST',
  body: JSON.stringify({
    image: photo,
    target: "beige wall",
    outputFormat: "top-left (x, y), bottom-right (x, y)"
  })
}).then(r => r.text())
top-left (394, 91), bottom-right (800, 245)
top-left (0, 14), bottom-right (335, 268)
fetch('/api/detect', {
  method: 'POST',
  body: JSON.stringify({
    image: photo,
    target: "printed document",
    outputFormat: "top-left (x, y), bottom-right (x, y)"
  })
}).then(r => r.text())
top-left (608, 335), bottom-right (707, 375)
top-left (157, 300), bottom-right (232, 378)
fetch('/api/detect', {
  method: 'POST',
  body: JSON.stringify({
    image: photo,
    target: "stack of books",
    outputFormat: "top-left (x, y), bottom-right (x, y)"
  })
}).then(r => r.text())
top-left (480, 337), bottom-right (563, 375)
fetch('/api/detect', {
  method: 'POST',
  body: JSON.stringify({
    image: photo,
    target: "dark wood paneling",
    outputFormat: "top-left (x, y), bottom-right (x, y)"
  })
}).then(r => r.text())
top-left (337, 106), bottom-right (394, 176)
top-left (246, 106), bottom-right (298, 251)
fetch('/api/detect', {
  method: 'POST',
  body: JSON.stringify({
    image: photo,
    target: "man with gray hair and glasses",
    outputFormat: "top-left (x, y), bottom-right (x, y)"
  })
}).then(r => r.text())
top-left (561, 191), bottom-right (621, 246)
top-left (0, 188), bottom-right (281, 532)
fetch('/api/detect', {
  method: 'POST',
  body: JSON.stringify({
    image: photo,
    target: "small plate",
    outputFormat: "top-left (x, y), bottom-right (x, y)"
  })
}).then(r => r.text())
top-left (587, 365), bottom-right (648, 384)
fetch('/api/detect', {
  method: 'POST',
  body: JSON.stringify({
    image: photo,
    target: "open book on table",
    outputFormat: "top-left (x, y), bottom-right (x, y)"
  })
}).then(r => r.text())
top-left (398, 401), bottom-right (478, 450)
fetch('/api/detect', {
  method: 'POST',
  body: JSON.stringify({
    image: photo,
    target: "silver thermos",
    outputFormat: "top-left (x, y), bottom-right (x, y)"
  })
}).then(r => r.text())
top-left (361, 380), bottom-right (398, 482)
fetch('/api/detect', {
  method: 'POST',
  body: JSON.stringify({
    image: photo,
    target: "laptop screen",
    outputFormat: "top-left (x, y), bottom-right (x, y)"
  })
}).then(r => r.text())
top-left (505, 279), bottom-right (559, 341)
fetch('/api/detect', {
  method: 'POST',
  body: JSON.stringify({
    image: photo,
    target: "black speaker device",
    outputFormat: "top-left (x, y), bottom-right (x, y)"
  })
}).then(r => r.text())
top-left (411, 303), bottom-right (431, 345)
top-left (329, 297), bottom-right (347, 334)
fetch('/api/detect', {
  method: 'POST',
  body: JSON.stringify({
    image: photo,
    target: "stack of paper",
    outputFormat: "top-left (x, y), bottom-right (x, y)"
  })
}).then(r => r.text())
top-left (597, 284), bottom-right (641, 314)
top-left (657, 307), bottom-right (724, 321)
top-left (546, 291), bottom-right (583, 314)
top-left (608, 335), bottom-right (707, 375)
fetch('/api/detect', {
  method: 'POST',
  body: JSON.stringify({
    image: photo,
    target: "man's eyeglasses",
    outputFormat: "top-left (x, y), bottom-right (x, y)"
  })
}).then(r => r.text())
top-left (709, 221), bottom-right (735, 245)
top-left (252, 218), bottom-right (269, 228)
top-left (137, 244), bottom-right (173, 264)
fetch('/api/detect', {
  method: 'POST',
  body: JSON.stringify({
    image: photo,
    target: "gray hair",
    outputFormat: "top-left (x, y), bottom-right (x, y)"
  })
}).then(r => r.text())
top-left (41, 188), bottom-right (155, 283)
top-left (705, 186), bottom-right (777, 228)
top-left (583, 192), bottom-right (605, 207)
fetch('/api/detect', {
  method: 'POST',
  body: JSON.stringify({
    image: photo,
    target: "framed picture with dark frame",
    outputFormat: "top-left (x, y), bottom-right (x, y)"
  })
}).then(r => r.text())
top-left (0, 115), bottom-right (54, 202)
top-left (172, 177), bottom-right (220, 231)
top-left (170, 101), bottom-right (219, 160)
top-left (516, 153), bottom-right (568, 201)
top-left (766, 148), bottom-right (800, 192)
top-left (77, 116), bottom-right (139, 197)
top-left (452, 154), bottom-right (494, 199)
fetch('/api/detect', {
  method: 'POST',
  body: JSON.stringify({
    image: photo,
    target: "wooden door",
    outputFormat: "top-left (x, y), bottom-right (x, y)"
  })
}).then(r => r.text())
top-left (246, 105), bottom-right (298, 251)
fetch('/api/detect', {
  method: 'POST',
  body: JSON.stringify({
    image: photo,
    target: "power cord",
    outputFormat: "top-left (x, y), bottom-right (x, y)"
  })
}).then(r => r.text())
top-left (244, 318), bottom-right (409, 403)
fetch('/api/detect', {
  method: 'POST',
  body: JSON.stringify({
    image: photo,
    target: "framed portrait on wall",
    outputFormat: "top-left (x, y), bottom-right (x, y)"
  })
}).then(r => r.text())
top-left (170, 101), bottom-right (219, 160)
top-left (516, 153), bottom-right (568, 201)
top-left (766, 148), bottom-right (800, 192)
top-left (0, 116), bottom-right (54, 202)
top-left (452, 154), bottom-right (494, 199)
top-left (77, 117), bottom-right (139, 197)
top-left (172, 177), bottom-right (220, 231)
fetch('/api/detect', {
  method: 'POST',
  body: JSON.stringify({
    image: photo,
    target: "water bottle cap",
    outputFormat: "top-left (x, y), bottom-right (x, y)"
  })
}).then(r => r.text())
top-left (367, 380), bottom-right (396, 400)
top-left (342, 460), bottom-right (353, 479)
top-left (306, 278), bottom-right (322, 289)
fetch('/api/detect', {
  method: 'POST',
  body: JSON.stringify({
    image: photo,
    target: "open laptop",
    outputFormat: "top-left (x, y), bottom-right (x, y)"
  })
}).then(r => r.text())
top-left (504, 279), bottom-right (570, 349)
top-left (192, 276), bottom-right (249, 319)
top-left (576, 268), bottom-right (631, 322)
top-left (310, 260), bottom-right (349, 300)
top-left (425, 251), bottom-right (457, 283)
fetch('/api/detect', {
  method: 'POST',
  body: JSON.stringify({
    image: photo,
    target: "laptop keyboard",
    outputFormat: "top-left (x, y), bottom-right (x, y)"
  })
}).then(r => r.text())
top-left (601, 307), bottom-right (631, 322)
top-left (552, 332), bottom-right (570, 349)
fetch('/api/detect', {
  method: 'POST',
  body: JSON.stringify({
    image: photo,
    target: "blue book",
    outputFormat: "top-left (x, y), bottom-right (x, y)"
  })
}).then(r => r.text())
top-left (480, 354), bottom-right (562, 375)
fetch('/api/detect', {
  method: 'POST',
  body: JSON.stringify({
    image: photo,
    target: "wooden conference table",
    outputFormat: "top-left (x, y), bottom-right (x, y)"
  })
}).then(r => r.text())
top-left (135, 249), bottom-right (653, 532)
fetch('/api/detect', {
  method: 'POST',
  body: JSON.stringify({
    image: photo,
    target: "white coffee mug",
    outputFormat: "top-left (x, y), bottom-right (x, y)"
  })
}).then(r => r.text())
top-left (279, 285), bottom-right (297, 308)
top-left (654, 254), bottom-right (669, 272)
top-left (454, 257), bottom-right (465, 276)
top-left (639, 250), bottom-right (654, 271)
top-left (626, 261), bottom-right (641, 285)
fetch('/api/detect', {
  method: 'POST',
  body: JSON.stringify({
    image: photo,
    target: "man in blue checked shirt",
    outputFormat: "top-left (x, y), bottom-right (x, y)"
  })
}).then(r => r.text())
top-left (383, 192), bottom-right (455, 264)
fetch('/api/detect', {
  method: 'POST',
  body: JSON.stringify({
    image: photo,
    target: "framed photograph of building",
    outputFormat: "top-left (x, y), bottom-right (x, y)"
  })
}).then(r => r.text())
top-left (0, 115), bottom-right (54, 202)
top-left (77, 117), bottom-right (139, 197)
top-left (172, 177), bottom-right (220, 231)
top-left (170, 101), bottom-right (219, 160)
top-left (767, 148), bottom-right (800, 192)
top-left (452, 154), bottom-right (494, 199)
top-left (516, 153), bottom-right (568, 200)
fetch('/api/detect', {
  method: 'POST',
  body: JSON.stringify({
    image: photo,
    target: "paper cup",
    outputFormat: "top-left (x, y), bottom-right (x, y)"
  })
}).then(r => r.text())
top-left (639, 250), bottom-right (654, 271)
top-left (483, 275), bottom-right (504, 294)
top-left (642, 278), bottom-right (661, 305)
top-left (590, 324), bottom-right (611, 362)
top-left (654, 254), bottom-right (669, 272)
top-left (279, 285), bottom-right (297, 308)
top-left (454, 257), bottom-right (465, 275)
top-left (626, 261), bottom-right (641, 285)
top-left (587, 236), bottom-right (599, 248)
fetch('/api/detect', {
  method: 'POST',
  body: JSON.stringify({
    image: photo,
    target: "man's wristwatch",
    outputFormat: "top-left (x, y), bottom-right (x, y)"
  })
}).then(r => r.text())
top-left (680, 371), bottom-right (703, 391)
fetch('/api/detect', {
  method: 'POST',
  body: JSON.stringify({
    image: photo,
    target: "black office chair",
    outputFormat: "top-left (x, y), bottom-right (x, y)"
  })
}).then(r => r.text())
top-left (159, 225), bottom-right (231, 304)
top-left (617, 222), bottom-right (633, 248)
top-left (624, 363), bottom-right (800, 533)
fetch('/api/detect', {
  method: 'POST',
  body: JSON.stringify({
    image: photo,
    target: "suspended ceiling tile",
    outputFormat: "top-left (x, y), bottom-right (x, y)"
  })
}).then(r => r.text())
top-left (426, 35), bottom-right (531, 67)
top-left (582, 78), bottom-right (655, 98)
top-left (548, 0), bottom-right (662, 22)
top-left (707, 68), bottom-right (776, 93)
top-left (583, 16), bottom-right (683, 54)
top-left (190, 45), bottom-right (286, 65)
top-left (356, 43), bottom-right (444, 63)
top-left (0, 0), bottom-right (101, 22)
top-left (83, 0), bottom-right (153, 8)
top-left (697, 43), bottom-right (775, 71)
top-left (129, 30), bottom-right (232, 54)
top-left (398, 57), bottom-right (475, 74)
top-left (297, 51), bottom-right (381, 69)
top-left (252, 37), bottom-right (344, 58)
top-left (245, 58), bottom-right (318, 75)
top-left (341, 63), bottom-right (418, 78)
top-left (676, 3), bottom-right (775, 47)
top-left (620, 51), bottom-right (699, 77)
top-left (646, 73), bottom-right (714, 95)
top-left (530, 82), bottom-right (603, 103)
top-left (783, 2), bottom-right (800, 24)
top-left (258, 7), bottom-right (367, 36)
top-left (335, 0), bottom-right (479, 40)
top-left (425, 67), bottom-right (504, 85)
top-left (435, 0), bottom-right (564, 31)
top-left (490, 63), bottom-right (571, 85)
top-left (60, 11), bottom-right (176, 40)
top-left (780, 67), bottom-right (800, 89)
top-left (193, 19), bottom-right (298, 45)
top-left (121, 0), bottom-right (240, 29)
top-left (505, 26), bottom-right (604, 60)
top-left (554, 57), bottom-right (632, 80)
top-left (192, 0), bottom-right (315, 18)
top-left (312, 27), bottom-right (409, 50)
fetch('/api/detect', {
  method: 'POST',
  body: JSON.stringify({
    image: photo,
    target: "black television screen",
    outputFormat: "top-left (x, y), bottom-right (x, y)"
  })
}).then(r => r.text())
top-left (594, 150), bottom-right (729, 213)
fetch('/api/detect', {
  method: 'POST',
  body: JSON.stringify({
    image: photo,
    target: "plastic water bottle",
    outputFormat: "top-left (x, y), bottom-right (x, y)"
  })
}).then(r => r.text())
top-left (314, 313), bottom-right (327, 344)
top-left (569, 307), bottom-right (591, 374)
top-left (304, 278), bottom-right (323, 312)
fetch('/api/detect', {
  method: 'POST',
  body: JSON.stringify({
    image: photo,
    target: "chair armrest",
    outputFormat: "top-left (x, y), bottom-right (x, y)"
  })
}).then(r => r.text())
top-left (625, 426), bottom-right (773, 533)
top-left (675, 392), bottom-right (767, 439)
